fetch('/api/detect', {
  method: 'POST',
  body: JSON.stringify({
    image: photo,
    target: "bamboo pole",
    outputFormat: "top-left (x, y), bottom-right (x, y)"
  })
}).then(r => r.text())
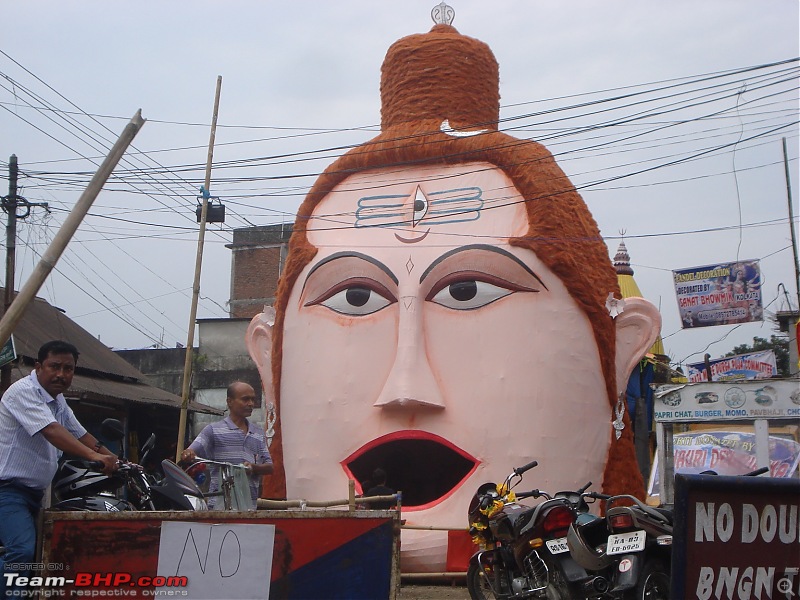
top-left (255, 494), bottom-right (400, 510)
top-left (0, 111), bottom-right (145, 347)
top-left (176, 76), bottom-right (222, 460)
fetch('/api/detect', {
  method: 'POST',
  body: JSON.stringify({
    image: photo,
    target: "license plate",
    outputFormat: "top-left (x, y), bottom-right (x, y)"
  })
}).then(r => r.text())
top-left (607, 530), bottom-right (646, 555)
top-left (545, 536), bottom-right (569, 554)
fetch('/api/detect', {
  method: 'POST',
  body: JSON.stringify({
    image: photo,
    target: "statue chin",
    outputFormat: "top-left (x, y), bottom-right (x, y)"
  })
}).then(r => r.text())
top-left (400, 529), bottom-right (448, 573)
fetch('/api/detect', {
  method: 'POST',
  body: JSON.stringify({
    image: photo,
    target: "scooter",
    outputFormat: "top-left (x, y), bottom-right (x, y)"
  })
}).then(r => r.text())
top-left (52, 418), bottom-right (207, 511)
top-left (466, 460), bottom-right (611, 600)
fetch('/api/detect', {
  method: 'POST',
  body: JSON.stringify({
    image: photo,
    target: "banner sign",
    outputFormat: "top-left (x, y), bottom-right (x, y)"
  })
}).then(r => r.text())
top-left (647, 430), bottom-right (800, 497)
top-left (673, 260), bottom-right (763, 328)
top-left (653, 380), bottom-right (800, 422)
top-left (671, 474), bottom-right (800, 600)
top-left (686, 350), bottom-right (777, 382)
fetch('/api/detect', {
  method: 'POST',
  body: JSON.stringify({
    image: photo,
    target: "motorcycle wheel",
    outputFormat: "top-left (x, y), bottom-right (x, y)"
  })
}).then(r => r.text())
top-left (467, 562), bottom-right (497, 600)
top-left (543, 573), bottom-right (571, 600)
top-left (634, 559), bottom-right (670, 600)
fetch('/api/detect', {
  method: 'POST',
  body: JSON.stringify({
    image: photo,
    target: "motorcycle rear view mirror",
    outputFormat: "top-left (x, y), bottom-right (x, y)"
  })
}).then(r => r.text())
top-left (100, 418), bottom-right (125, 442)
top-left (140, 433), bottom-right (156, 464)
top-left (141, 433), bottom-right (156, 453)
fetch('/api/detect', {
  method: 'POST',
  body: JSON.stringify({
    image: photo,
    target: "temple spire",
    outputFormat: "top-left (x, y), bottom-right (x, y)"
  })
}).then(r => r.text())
top-left (613, 240), bottom-right (634, 276)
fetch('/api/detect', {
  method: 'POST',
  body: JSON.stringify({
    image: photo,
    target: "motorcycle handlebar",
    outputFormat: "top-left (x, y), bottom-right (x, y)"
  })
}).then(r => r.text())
top-left (585, 491), bottom-right (611, 500)
top-left (513, 460), bottom-right (538, 476)
top-left (185, 457), bottom-right (245, 469)
top-left (577, 481), bottom-right (592, 494)
top-left (83, 459), bottom-right (138, 473)
top-left (700, 466), bottom-right (770, 477)
top-left (744, 466), bottom-right (769, 477)
top-left (516, 490), bottom-right (548, 500)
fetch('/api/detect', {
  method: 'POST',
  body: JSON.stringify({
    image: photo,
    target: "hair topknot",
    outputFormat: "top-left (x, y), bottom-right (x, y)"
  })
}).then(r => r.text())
top-left (380, 24), bottom-right (500, 131)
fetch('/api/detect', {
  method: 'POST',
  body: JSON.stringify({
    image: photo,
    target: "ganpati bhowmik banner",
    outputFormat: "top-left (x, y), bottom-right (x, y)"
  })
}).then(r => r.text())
top-left (673, 259), bottom-right (763, 328)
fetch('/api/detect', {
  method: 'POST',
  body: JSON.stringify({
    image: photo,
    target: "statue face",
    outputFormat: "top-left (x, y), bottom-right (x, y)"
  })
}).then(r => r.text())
top-left (274, 162), bottom-right (614, 569)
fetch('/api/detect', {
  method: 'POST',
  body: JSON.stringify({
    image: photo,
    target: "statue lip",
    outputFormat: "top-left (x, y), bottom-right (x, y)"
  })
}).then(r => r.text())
top-left (342, 430), bottom-right (478, 511)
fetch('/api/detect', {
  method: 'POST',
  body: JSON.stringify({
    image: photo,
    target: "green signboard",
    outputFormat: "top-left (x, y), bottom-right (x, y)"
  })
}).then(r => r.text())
top-left (0, 335), bottom-right (16, 368)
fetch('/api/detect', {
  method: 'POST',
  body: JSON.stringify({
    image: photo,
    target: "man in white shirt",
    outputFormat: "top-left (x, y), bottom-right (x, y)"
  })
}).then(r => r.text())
top-left (0, 340), bottom-right (118, 595)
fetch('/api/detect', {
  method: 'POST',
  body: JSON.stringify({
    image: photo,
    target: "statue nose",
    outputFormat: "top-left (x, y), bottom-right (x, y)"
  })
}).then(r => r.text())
top-left (373, 295), bottom-right (445, 410)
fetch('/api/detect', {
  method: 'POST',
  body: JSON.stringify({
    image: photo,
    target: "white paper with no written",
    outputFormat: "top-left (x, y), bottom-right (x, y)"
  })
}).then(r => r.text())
top-left (156, 521), bottom-right (275, 599)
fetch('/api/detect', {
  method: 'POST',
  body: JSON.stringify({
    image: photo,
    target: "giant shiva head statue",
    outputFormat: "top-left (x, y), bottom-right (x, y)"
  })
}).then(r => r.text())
top-left (247, 18), bottom-right (660, 571)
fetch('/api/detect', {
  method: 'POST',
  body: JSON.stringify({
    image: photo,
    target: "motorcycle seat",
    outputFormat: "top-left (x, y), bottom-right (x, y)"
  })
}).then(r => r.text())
top-left (653, 507), bottom-right (674, 524)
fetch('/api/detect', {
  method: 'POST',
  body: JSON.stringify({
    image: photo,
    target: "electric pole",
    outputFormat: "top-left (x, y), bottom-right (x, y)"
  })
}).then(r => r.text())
top-left (1, 155), bottom-right (19, 392)
top-left (0, 156), bottom-right (50, 391)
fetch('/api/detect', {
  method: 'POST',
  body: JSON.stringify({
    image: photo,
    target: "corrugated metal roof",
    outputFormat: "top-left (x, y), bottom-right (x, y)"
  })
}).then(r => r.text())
top-left (4, 292), bottom-right (144, 379)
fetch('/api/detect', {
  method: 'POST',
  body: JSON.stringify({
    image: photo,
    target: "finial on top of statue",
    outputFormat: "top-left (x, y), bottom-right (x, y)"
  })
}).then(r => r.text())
top-left (431, 2), bottom-right (455, 26)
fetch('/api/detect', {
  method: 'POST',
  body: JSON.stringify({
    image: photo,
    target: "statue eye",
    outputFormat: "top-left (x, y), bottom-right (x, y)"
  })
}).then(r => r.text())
top-left (426, 268), bottom-right (540, 311)
top-left (412, 186), bottom-right (428, 227)
top-left (428, 279), bottom-right (514, 310)
top-left (306, 279), bottom-right (396, 316)
top-left (321, 287), bottom-right (392, 315)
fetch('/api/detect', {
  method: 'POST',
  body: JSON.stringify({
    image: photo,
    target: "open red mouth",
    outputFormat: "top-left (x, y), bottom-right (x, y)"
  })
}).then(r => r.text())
top-left (343, 430), bottom-right (478, 510)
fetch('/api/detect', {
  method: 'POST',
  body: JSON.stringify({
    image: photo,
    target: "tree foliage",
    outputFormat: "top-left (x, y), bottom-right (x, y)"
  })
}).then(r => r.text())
top-left (725, 335), bottom-right (790, 377)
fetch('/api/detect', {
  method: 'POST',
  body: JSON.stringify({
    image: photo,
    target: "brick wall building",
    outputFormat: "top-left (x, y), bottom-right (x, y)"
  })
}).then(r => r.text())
top-left (227, 223), bottom-right (293, 318)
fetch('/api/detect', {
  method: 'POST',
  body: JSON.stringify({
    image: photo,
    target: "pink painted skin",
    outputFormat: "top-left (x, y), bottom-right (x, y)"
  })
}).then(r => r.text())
top-left (247, 162), bottom-right (660, 571)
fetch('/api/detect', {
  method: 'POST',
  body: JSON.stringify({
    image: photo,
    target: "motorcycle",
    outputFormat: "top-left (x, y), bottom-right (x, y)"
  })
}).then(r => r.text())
top-left (567, 493), bottom-right (673, 600)
top-left (567, 465), bottom-right (769, 600)
top-left (52, 418), bottom-right (207, 512)
top-left (466, 460), bottom-right (611, 600)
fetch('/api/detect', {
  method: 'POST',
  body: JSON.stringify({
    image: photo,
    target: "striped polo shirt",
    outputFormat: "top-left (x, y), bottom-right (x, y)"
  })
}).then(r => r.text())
top-left (187, 416), bottom-right (271, 506)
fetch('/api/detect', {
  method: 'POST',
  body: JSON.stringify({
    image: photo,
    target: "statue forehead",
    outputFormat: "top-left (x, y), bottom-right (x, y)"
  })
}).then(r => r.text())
top-left (306, 162), bottom-right (529, 239)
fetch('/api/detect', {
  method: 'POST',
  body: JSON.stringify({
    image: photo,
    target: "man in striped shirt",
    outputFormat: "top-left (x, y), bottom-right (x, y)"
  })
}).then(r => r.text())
top-left (181, 381), bottom-right (272, 508)
top-left (0, 340), bottom-right (118, 596)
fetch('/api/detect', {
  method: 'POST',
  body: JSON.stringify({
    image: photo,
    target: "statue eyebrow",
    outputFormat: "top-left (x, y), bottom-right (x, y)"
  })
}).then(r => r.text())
top-left (419, 244), bottom-right (547, 289)
top-left (303, 251), bottom-right (399, 288)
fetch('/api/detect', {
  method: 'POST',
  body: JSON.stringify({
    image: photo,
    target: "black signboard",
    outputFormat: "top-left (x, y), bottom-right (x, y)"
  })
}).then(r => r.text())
top-left (672, 473), bottom-right (800, 599)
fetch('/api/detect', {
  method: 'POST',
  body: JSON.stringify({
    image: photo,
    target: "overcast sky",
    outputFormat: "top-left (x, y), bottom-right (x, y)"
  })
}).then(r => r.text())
top-left (0, 0), bottom-right (798, 370)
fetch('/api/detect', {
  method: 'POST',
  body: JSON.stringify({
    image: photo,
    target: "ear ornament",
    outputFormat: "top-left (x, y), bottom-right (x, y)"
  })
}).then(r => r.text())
top-left (606, 292), bottom-right (625, 319)
top-left (613, 392), bottom-right (626, 440)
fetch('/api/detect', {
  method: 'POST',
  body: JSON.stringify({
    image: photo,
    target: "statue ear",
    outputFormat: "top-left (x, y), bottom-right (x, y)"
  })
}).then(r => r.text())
top-left (614, 297), bottom-right (662, 391)
top-left (246, 306), bottom-right (276, 403)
